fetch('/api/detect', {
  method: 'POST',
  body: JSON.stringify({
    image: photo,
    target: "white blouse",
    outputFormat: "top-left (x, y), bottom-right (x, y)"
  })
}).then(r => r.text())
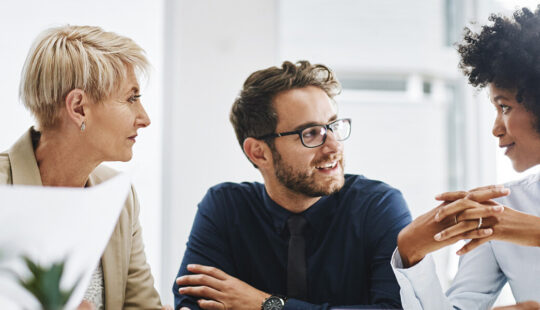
top-left (391, 172), bottom-right (540, 309)
top-left (82, 263), bottom-right (105, 310)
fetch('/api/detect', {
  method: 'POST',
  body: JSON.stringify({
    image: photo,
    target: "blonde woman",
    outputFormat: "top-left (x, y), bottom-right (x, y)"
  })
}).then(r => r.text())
top-left (0, 25), bottom-right (166, 309)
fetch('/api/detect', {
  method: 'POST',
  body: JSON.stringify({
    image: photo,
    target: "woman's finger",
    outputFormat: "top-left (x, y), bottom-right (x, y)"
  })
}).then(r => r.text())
top-left (435, 185), bottom-right (506, 201)
top-left (434, 220), bottom-right (486, 241)
top-left (466, 187), bottom-right (510, 202)
top-left (456, 236), bottom-right (492, 255)
top-left (435, 191), bottom-right (468, 201)
top-left (435, 199), bottom-right (481, 222)
top-left (468, 184), bottom-right (504, 192)
top-left (456, 205), bottom-right (504, 222)
top-left (460, 228), bottom-right (493, 241)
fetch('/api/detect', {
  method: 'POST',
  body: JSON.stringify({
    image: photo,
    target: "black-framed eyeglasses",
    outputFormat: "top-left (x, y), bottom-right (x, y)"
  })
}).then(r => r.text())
top-left (255, 118), bottom-right (352, 148)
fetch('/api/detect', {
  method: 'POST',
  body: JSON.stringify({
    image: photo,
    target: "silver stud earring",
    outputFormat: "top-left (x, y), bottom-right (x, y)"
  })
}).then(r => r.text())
top-left (80, 121), bottom-right (86, 132)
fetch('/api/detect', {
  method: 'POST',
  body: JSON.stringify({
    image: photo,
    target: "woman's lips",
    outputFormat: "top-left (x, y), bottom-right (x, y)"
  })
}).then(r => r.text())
top-left (500, 142), bottom-right (515, 155)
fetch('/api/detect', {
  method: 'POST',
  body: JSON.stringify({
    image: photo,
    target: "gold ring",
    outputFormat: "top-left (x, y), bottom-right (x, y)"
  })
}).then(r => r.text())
top-left (477, 217), bottom-right (483, 229)
top-left (454, 215), bottom-right (458, 225)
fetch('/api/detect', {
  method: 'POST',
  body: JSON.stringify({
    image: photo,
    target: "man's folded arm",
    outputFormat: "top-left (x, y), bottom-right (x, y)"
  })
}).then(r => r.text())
top-left (283, 299), bottom-right (402, 310)
top-left (366, 189), bottom-right (413, 308)
top-left (173, 189), bottom-right (236, 310)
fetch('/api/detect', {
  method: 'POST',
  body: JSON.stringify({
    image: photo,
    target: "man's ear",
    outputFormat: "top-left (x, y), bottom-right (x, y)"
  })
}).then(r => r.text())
top-left (243, 137), bottom-right (273, 168)
top-left (64, 89), bottom-right (86, 127)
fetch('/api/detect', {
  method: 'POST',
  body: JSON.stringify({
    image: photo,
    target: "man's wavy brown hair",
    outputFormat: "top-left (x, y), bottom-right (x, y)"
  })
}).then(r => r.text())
top-left (230, 60), bottom-right (341, 167)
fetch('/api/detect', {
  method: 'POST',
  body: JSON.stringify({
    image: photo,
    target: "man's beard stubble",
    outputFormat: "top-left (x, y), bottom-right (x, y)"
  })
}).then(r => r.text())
top-left (272, 148), bottom-right (345, 197)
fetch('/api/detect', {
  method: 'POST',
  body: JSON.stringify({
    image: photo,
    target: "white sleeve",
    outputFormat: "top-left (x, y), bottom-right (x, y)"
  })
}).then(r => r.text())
top-left (446, 242), bottom-right (506, 310)
top-left (391, 248), bottom-right (453, 310)
top-left (391, 243), bottom-right (506, 310)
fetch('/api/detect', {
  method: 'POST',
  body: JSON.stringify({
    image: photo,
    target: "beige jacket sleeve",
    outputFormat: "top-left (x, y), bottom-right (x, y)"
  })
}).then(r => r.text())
top-left (122, 186), bottom-right (162, 310)
top-left (97, 165), bottom-right (162, 309)
top-left (0, 154), bottom-right (12, 184)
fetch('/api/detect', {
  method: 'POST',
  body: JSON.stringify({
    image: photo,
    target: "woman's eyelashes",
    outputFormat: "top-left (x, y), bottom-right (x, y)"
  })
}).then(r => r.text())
top-left (128, 94), bottom-right (142, 103)
top-left (499, 104), bottom-right (511, 114)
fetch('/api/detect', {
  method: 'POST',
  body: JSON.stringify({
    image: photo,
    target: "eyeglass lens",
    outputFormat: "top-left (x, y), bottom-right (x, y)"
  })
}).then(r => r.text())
top-left (301, 119), bottom-right (350, 147)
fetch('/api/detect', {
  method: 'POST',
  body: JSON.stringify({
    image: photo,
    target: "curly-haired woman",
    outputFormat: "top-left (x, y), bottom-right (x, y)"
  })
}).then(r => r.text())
top-left (391, 6), bottom-right (540, 310)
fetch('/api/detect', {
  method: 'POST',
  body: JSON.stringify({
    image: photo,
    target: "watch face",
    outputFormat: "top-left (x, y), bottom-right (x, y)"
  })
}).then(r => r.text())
top-left (263, 296), bottom-right (284, 310)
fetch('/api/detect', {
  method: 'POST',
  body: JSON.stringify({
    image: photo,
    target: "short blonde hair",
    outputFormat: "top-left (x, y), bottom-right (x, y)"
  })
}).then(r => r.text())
top-left (20, 25), bottom-right (149, 128)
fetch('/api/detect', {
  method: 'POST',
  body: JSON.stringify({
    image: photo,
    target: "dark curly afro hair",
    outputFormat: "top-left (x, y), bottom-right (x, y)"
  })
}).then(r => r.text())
top-left (458, 5), bottom-right (540, 133)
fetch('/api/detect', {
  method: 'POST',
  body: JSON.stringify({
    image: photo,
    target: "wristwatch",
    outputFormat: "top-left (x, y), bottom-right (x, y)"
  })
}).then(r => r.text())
top-left (261, 295), bottom-right (287, 310)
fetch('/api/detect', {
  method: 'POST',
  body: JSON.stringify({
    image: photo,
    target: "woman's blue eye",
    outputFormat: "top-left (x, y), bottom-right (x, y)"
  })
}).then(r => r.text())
top-left (499, 104), bottom-right (510, 113)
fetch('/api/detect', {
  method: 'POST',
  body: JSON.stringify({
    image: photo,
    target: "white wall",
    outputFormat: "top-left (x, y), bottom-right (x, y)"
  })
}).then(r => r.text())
top-left (280, 0), bottom-right (457, 77)
top-left (161, 0), bottom-right (278, 305)
top-left (2, 0), bottom-right (535, 307)
top-left (0, 0), bottom-right (165, 299)
top-left (279, 0), bottom-right (454, 222)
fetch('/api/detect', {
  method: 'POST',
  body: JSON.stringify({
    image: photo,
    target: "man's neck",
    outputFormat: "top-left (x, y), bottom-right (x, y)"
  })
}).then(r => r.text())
top-left (263, 177), bottom-right (321, 214)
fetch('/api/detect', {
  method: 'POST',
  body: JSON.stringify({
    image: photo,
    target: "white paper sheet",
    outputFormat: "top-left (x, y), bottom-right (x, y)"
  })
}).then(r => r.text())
top-left (0, 173), bottom-right (131, 310)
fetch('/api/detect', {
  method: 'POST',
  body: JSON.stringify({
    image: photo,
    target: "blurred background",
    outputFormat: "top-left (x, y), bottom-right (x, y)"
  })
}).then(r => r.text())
top-left (1, 0), bottom-right (539, 306)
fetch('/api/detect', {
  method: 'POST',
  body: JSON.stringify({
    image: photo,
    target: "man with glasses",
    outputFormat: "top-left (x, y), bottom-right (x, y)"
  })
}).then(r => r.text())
top-left (172, 61), bottom-right (411, 310)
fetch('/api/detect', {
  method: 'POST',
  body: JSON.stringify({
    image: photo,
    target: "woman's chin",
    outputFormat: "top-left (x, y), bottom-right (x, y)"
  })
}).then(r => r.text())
top-left (120, 153), bottom-right (134, 162)
top-left (106, 151), bottom-right (133, 163)
top-left (512, 160), bottom-right (537, 173)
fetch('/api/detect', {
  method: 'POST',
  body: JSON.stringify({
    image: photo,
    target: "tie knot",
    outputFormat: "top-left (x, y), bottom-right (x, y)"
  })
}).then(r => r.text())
top-left (287, 215), bottom-right (307, 236)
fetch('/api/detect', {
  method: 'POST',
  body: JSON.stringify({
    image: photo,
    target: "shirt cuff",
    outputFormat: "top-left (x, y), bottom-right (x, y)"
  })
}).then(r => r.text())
top-left (391, 247), bottom-right (438, 284)
top-left (391, 247), bottom-right (451, 310)
top-left (283, 298), bottom-right (321, 310)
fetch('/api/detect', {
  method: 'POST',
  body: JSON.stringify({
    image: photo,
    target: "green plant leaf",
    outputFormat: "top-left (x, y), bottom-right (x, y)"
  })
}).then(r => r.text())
top-left (16, 255), bottom-right (82, 310)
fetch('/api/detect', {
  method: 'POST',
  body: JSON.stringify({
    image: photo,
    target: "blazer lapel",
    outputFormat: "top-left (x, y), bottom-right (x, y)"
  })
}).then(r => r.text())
top-left (8, 129), bottom-right (42, 186)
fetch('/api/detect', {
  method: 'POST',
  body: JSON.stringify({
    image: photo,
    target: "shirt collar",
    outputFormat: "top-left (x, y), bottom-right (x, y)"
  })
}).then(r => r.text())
top-left (303, 194), bottom-right (336, 234)
top-left (262, 187), bottom-right (291, 234)
top-left (8, 127), bottom-right (43, 186)
top-left (262, 186), bottom-right (336, 235)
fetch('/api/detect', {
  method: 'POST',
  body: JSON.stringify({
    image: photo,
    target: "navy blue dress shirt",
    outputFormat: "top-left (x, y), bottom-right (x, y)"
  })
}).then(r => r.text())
top-left (173, 174), bottom-right (412, 309)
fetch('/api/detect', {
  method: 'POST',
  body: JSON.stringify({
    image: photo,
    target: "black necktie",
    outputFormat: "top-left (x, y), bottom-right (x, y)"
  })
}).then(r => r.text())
top-left (287, 215), bottom-right (308, 299)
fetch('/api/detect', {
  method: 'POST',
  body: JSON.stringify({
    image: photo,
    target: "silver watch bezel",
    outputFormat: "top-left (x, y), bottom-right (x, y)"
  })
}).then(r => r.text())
top-left (261, 295), bottom-right (285, 310)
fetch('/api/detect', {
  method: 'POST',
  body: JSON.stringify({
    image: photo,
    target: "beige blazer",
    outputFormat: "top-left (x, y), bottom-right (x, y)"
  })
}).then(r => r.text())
top-left (0, 129), bottom-right (162, 310)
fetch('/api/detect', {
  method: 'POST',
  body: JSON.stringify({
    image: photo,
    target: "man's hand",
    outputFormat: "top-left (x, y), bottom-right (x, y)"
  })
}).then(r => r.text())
top-left (176, 264), bottom-right (270, 310)
top-left (493, 301), bottom-right (540, 310)
top-left (397, 186), bottom-right (508, 267)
